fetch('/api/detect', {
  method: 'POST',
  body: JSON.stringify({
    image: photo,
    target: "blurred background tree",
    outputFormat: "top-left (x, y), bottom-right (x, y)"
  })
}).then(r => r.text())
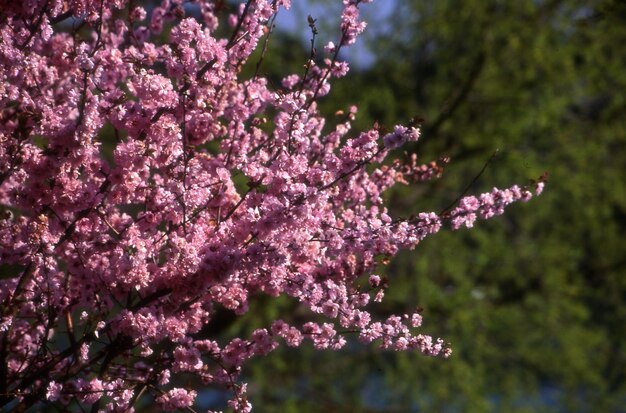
top-left (212, 0), bottom-right (626, 412)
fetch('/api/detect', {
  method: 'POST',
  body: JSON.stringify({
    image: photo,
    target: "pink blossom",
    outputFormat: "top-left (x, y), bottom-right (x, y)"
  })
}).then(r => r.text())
top-left (156, 388), bottom-right (197, 411)
top-left (46, 381), bottom-right (62, 401)
top-left (0, 0), bottom-right (543, 411)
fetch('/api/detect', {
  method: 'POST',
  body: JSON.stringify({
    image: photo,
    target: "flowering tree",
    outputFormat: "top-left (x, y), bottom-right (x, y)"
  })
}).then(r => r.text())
top-left (0, 0), bottom-right (544, 411)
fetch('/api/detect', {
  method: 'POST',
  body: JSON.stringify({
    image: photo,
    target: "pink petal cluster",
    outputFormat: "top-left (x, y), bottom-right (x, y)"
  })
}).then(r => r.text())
top-left (156, 388), bottom-right (198, 412)
top-left (0, 0), bottom-right (544, 411)
top-left (449, 183), bottom-right (542, 230)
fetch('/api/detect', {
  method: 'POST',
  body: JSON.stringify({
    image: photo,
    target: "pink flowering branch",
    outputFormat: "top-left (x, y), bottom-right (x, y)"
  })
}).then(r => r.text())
top-left (0, 0), bottom-right (543, 411)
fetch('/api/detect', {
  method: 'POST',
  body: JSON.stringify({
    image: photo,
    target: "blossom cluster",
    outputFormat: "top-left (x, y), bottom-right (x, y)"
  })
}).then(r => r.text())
top-left (0, 0), bottom-right (543, 411)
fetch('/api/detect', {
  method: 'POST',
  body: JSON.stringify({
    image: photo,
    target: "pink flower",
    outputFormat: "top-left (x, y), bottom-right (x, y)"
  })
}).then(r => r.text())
top-left (156, 388), bottom-right (197, 411)
top-left (46, 381), bottom-right (62, 401)
top-left (369, 274), bottom-right (381, 287)
top-left (0, 0), bottom-right (541, 411)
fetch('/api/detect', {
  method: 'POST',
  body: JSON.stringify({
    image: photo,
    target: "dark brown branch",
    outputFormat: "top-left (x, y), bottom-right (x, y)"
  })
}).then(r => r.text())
top-left (50, 10), bottom-right (73, 25)
top-left (439, 149), bottom-right (499, 216)
top-left (423, 50), bottom-right (486, 139)
top-left (227, 0), bottom-right (254, 48)
top-left (130, 288), bottom-right (173, 312)
top-left (252, 12), bottom-right (278, 80)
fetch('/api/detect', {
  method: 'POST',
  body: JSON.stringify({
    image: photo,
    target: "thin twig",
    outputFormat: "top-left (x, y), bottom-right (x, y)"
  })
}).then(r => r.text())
top-left (439, 149), bottom-right (499, 215)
